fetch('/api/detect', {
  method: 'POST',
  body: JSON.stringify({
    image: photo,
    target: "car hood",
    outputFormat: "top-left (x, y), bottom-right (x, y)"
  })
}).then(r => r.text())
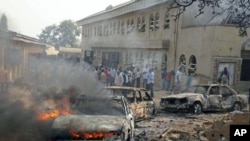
top-left (52, 114), bottom-right (128, 132)
top-left (162, 93), bottom-right (202, 99)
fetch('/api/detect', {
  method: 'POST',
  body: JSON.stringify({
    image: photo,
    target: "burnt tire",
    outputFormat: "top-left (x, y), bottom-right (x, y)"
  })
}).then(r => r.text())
top-left (232, 102), bottom-right (242, 111)
top-left (191, 102), bottom-right (202, 114)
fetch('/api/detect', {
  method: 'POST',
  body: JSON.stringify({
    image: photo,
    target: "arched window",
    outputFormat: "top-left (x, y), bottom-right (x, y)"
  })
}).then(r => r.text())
top-left (189, 55), bottom-right (197, 74)
top-left (179, 54), bottom-right (186, 72)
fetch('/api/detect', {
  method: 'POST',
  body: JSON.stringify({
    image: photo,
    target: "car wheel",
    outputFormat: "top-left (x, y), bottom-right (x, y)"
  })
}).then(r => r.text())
top-left (192, 102), bottom-right (202, 114)
top-left (232, 102), bottom-right (242, 111)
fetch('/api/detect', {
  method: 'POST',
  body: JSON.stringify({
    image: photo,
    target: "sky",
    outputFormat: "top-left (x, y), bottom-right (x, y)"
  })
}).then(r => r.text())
top-left (0, 0), bottom-right (129, 38)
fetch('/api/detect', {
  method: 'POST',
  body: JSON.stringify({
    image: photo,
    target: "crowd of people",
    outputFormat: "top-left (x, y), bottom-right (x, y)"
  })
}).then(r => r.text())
top-left (93, 64), bottom-right (155, 97)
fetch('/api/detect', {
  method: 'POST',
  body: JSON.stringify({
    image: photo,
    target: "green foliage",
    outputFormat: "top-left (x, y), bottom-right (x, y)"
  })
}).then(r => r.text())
top-left (38, 20), bottom-right (80, 48)
top-left (0, 13), bottom-right (8, 32)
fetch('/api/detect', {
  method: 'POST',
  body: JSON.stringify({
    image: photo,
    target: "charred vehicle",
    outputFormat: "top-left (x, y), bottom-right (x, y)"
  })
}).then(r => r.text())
top-left (105, 86), bottom-right (157, 121)
top-left (50, 95), bottom-right (134, 141)
top-left (160, 84), bottom-right (249, 114)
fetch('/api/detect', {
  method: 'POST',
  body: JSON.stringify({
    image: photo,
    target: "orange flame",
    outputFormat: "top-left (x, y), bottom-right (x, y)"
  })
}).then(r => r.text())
top-left (69, 128), bottom-right (119, 140)
top-left (37, 109), bottom-right (71, 121)
top-left (37, 95), bottom-right (71, 121)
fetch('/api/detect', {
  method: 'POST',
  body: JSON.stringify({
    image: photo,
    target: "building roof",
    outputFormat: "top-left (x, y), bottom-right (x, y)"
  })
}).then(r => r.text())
top-left (77, 0), bottom-right (172, 25)
top-left (0, 30), bottom-right (48, 47)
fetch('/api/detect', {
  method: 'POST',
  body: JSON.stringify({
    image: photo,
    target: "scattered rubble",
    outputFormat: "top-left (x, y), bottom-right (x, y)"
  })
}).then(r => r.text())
top-left (134, 111), bottom-right (250, 141)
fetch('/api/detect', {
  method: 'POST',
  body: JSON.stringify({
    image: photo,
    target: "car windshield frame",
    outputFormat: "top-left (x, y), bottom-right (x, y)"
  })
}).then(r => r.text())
top-left (73, 96), bottom-right (126, 116)
top-left (182, 85), bottom-right (210, 95)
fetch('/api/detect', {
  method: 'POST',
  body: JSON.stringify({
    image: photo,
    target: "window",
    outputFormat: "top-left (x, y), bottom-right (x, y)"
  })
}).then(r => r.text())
top-left (118, 21), bottom-right (120, 34)
top-left (209, 86), bottom-right (220, 95)
top-left (113, 22), bottom-right (116, 35)
top-left (131, 19), bottom-right (134, 32)
top-left (164, 12), bottom-right (170, 29)
top-left (104, 24), bottom-right (108, 36)
top-left (189, 55), bottom-right (197, 74)
top-left (152, 52), bottom-right (157, 68)
top-left (94, 26), bottom-right (97, 36)
top-left (162, 54), bottom-right (167, 68)
top-left (141, 16), bottom-right (146, 32)
top-left (121, 21), bottom-right (125, 34)
top-left (149, 14), bottom-right (154, 31)
top-left (110, 23), bottom-right (112, 35)
top-left (179, 54), bottom-right (186, 72)
top-left (125, 51), bottom-right (129, 64)
top-left (127, 19), bottom-right (130, 34)
top-left (137, 17), bottom-right (141, 31)
top-left (98, 25), bottom-right (102, 36)
top-left (155, 12), bottom-right (160, 31)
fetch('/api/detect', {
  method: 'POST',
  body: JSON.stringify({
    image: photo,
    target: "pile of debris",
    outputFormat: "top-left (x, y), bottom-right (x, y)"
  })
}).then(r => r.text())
top-left (135, 111), bottom-right (250, 141)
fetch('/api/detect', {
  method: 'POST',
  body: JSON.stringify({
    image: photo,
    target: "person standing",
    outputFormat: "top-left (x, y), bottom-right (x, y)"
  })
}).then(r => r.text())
top-left (175, 68), bottom-right (182, 93)
top-left (185, 69), bottom-right (193, 89)
top-left (0, 67), bottom-right (8, 93)
top-left (100, 69), bottom-right (106, 85)
top-left (147, 68), bottom-right (155, 98)
top-left (142, 64), bottom-right (149, 89)
top-left (161, 68), bottom-right (167, 90)
top-left (135, 68), bottom-right (141, 88)
top-left (166, 70), bottom-right (173, 91)
top-left (220, 67), bottom-right (230, 85)
top-left (114, 71), bottom-right (124, 86)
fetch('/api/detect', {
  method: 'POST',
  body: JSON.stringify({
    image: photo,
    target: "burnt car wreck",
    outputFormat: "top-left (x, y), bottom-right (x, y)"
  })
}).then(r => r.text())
top-left (50, 95), bottom-right (134, 141)
top-left (160, 84), bottom-right (249, 114)
top-left (105, 86), bottom-right (157, 122)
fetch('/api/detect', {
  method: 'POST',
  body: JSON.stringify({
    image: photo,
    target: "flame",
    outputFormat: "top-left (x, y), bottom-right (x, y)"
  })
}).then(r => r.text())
top-left (36, 95), bottom-right (71, 121)
top-left (69, 128), bottom-right (119, 140)
top-left (37, 109), bottom-right (71, 121)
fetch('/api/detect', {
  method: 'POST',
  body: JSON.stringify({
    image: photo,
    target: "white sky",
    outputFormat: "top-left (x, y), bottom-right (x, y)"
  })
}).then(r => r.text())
top-left (0, 0), bottom-right (129, 38)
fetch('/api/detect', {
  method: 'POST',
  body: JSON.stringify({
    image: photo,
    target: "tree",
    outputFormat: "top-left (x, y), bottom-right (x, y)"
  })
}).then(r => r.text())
top-left (170, 0), bottom-right (250, 36)
top-left (0, 13), bottom-right (8, 32)
top-left (38, 20), bottom-right (80, 48)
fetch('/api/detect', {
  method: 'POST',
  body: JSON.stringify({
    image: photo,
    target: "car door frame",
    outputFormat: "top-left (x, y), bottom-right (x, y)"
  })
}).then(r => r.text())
top-left (207, 85), bottom-right (223, 110)
top-left (220, 85), bottom-right (235, 109)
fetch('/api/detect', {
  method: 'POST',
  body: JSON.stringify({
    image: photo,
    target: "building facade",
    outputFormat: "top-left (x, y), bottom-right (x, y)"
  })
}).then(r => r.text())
top-left (0, 30), bottom-right (46, 82)
top-left (77, 0), bottom-right (250, 91)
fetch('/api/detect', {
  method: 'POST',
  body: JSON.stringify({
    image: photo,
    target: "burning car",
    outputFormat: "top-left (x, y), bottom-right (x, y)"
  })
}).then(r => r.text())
top-left (160, 84), bottom-right (249, 114)
top-left (50, 95), bottom-right (135, 141)
top-left (105, 86), bottom-right (157, 121)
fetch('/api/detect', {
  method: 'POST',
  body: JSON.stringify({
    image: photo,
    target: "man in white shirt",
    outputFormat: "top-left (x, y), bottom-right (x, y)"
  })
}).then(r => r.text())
top-left (142, 64), bottom-right (149, 89)
top-left (147, 68), bottom-right (155, 98)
